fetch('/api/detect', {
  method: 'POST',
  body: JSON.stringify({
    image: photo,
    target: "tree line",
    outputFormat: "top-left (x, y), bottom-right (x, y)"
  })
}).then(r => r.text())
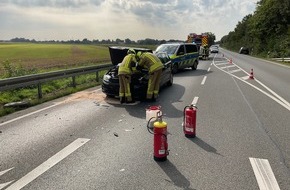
top-left (220, 0), bottom-right (290, 58)
top-left (2, 37), bottom-right (182, 45)
top-left (3, 32), bottom-right (216, 47)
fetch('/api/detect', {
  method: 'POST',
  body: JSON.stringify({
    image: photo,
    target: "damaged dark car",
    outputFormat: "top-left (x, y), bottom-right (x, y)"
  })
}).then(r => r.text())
top-left (102, 46), bottom-right (173, 100)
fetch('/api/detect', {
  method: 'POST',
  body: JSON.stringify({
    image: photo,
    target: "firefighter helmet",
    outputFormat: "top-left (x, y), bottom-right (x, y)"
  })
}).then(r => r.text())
top-left (136, 51), bottom-right (143, 58)
top-left (127, 48), bottom-right (136, 55)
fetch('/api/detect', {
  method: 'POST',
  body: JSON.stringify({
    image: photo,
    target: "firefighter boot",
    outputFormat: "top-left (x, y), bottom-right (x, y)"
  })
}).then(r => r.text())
top-left (120, 97), bottom-right (125, 104)
top-left (125, 96), bottom-right (135, 104)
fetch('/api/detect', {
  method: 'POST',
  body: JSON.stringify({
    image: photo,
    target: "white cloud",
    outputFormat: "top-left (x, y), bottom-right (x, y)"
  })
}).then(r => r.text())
top-left (0, 0), bottom-right (258, 41)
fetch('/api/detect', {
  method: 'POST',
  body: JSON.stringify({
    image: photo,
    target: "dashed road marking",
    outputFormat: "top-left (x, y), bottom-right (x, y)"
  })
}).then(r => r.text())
top-left (6, 138), bottom-right (90, 190)
top-left (201, 76), bottom-right (207, 85)
top-left (249, 157), bottom-right (280, 190)
top-left (192, 97), bottom-right (199, 106)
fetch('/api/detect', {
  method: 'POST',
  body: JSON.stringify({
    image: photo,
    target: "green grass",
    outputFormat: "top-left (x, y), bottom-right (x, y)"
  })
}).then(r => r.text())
top-left (0, 43), bottom-right (110, 60)
top-left (0, 43), bottom-right (71, 59)
top-left (0, 43), bottom-right (155, 117)
top-left (0, 72), bottom-right (107, 117)
top-left (0, 43), bottom-right (111, 76)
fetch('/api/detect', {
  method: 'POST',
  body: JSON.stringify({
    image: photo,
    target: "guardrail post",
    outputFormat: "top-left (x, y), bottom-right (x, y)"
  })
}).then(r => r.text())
top-left (38, 83), bottom-right (43, 99)
top-left (72, 76), bottom-right (76, 88)
top-left (96, 71), bottom-right (99, 82)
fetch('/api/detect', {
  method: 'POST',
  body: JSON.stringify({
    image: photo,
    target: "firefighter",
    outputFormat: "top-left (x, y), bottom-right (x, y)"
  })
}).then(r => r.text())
top-left (136, 51), bottom-right (164, 101)
top-left (204, 44), bottom-right (209, 59)
top-left (118, 49), bottom-right (137, 104)
top-left (202, 44), bottom-right (209, 60)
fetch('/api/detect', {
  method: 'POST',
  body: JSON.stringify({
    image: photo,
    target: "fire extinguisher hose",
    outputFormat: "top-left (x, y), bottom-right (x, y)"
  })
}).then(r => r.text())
top-left (147, 117), bottom-right (156, 134)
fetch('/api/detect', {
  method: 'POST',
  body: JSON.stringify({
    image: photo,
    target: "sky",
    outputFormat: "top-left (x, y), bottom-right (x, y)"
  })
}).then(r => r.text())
top-left (0, 0), bottom-right (259, 42)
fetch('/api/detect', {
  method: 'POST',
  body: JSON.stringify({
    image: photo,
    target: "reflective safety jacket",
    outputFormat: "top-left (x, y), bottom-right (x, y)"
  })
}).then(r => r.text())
top-left (118, 54), bottom-right (137, 75)
top-left (138, 52), bottom-right (164, 74)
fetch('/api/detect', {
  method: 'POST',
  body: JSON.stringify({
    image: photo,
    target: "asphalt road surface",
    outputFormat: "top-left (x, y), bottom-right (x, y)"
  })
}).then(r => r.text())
top-left (1, 49), bottom-right (290, 190)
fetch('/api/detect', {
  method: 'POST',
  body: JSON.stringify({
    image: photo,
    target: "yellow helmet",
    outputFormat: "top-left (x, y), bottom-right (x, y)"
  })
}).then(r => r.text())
top-left (136, 51), bottom-right (143, 58)
top-left (127, 48), bottom-right (136, 55)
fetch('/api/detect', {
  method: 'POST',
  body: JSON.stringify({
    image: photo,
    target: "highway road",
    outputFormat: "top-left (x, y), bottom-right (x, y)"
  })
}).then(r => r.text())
top-left (0, 50), bottom-right (290, 190)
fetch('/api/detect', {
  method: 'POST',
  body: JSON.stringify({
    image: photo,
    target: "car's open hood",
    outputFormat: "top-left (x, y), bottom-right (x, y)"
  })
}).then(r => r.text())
top-left (109, 46), bottom-right (153, 65)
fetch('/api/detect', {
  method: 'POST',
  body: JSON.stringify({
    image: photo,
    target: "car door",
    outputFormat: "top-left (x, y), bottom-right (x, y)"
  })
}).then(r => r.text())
top-left (156, 52), bottom-right (172, 86)
top-left (185, 44), bottom-right (198, 67)
top-left (176, 44), bottom-right (186, 69)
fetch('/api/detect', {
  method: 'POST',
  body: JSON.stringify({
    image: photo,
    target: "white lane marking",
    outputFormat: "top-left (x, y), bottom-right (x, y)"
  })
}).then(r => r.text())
top-left (222, 59), bottom-right (289, 107)
top-left (0, 168), bottom-right (14, 176)
top-left (228, 69), bottom-right (241, 74)
top-left (241, 76), bottom-right (249, 80)
top-left (255, 79), bottom-right (290, 108)
top-left (220, 65), bottom-right (236, 69)
top-left (0, 88), bottom-right (103, 127)
top-left (249, 157), bottom-right (280, 190)
top-left (0, 168), bottom-right (15, 190)
top-left (6, 138), bottom-right (90, 190)
top-left (212, 59), bottom-right (290, 111)
top-left (0, 103), bottom-right (61, 127)
top-left (207, 67), bottom-right (211, 72)
top-left (213, 60), bottom-right (225, 64)
top-left (201, 76), bottom-right (207, 85)
top-left (0, 181), bottom-right (15, 190)
top-left (215, 62), bottom-right (228, 66)
top-left (191, 97), bottom-right (199, 106)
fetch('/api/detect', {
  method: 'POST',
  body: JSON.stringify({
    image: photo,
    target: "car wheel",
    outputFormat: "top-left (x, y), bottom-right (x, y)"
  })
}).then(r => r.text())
top-left (191, 61), bottom-right (198, 70)
top-left (172, 64), bottom-right (178, 74)
top-left (167, 73), bottom-right (173, 86)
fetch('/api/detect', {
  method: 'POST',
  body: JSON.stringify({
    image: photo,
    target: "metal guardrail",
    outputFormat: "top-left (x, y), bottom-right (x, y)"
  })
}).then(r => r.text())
top-left (0, 63), bottom-right (113, 98)
top-left (271, 58), bottom-right (290, 62)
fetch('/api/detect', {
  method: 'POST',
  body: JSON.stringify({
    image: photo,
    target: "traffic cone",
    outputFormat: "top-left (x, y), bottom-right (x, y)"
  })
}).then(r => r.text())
top-left (249, 69), bottom-right (254, 79)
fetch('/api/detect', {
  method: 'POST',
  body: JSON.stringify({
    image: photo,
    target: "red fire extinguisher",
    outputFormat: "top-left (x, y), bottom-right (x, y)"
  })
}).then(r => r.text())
top-left (147, 111), bottom-right (168, 161)
top-left (183, 104), bottom-right (197, 138)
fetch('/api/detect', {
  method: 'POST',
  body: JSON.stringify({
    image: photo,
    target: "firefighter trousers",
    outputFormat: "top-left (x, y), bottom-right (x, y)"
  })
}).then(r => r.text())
top-left (147, 69), bottom-right (162, 99)
top-left (119, 74), bottom-right (132, 102)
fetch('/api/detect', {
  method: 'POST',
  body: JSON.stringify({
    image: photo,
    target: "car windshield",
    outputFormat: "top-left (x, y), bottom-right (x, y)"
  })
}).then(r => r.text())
top-left (156, 44), bottom-right (179, 55)
top-left (155, 52), bottom-right (170, 64)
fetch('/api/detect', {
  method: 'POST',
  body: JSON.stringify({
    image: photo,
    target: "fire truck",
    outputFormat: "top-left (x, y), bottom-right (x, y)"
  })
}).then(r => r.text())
top-left (187, 33), bottom-right (208, 47)
top-left (187, 33), bottom-right (209, 59)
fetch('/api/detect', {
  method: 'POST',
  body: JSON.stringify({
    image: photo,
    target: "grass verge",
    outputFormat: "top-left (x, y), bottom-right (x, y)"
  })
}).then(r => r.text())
top-left (0, 71), bottom-right (107, 117)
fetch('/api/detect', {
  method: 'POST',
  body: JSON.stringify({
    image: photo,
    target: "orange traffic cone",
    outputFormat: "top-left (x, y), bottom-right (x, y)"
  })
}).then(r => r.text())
top-left (249, 69), bottom-right (254, 79)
